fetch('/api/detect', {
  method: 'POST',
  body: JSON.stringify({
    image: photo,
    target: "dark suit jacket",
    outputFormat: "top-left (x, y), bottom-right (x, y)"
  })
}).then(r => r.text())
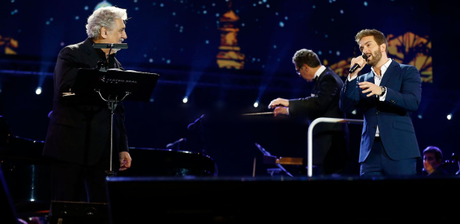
top-left (43, 38), bottom-right (128, 166)
top-left (289, 67), bottom-right (349, 168)
top-left (340, 60), bottom-right (421, 163)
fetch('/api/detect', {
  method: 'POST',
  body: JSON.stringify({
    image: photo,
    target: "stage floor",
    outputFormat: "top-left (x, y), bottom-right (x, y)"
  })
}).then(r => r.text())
top-left (106, 175), bottom-right (460, 223)
top-left (12, 175), bottom-right (460, 223)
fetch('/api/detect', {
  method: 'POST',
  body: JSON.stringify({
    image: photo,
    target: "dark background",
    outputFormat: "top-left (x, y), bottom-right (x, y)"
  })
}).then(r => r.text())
top-left (1, 0), bottom-right (459, 176)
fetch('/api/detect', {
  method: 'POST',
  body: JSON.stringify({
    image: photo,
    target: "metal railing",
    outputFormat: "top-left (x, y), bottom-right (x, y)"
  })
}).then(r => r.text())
top-left (307, 117), bottom-right (364, 177)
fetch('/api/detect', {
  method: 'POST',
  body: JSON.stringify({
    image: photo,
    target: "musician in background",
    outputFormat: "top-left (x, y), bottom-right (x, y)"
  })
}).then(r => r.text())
top-left (268, 49), bottom-right (349, 175)
top-left (422, 146), bottom-right (449, 176)
top-left (42, 6), bottom-right (131, 202)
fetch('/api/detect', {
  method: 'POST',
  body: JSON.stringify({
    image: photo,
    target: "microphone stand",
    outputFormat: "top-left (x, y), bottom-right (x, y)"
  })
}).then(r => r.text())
top-left (255, 143), bottom-right (293, 177)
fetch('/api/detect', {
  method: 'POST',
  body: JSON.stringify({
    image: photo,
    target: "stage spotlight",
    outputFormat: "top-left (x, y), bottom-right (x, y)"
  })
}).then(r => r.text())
top-left (447, 113), bottom-right (452, 120)
top-left (253, 101), bottom-right (259, 108)
top-left (182, 97), bottom-right (188, 104)
top-left (35, 87), bottom-right (42, 95)
top-left (417, 114), bottom-right (423, 119)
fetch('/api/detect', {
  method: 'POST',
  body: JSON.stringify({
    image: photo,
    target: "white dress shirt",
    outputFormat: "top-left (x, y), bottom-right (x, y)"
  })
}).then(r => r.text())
top-left (348, 58), bottom-right (392, 137)
top-left (287, 65), bottom-right (327, 115)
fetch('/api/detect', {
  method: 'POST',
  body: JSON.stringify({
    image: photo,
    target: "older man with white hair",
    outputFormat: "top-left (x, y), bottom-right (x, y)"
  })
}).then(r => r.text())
top-left (43, 6), bottom-right (132, 203)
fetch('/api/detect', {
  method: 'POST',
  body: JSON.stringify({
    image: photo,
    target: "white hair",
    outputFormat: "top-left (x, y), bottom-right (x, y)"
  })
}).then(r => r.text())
top-left (85, 6), bottom-right (127, 39)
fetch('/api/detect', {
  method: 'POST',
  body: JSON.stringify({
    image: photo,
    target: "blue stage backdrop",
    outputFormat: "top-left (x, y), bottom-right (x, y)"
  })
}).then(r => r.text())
top-left (0, 0), bottom-right (459, 175)
top-left (1, 0), bottom-right (435, 76)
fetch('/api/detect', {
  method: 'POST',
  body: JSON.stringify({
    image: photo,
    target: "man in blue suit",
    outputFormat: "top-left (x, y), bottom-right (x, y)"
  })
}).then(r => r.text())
top-left (340, 29), bottom-right (421, 176)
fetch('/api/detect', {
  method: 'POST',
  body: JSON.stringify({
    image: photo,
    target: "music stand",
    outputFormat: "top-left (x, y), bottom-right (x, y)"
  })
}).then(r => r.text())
top-left (72, 68), bottom-right (159, 176)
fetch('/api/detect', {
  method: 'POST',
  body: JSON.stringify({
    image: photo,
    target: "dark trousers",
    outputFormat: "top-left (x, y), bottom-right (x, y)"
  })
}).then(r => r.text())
top-left (50, 158), bottom-right (111, 203)
top-left (360, 137), bottom-right (416, 176)
top-left (314, 131), bottom-right (349, 175)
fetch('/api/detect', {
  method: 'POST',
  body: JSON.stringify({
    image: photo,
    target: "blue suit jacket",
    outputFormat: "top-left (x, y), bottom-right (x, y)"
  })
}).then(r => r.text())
top-left (340, 60), bottom-right (421, 162)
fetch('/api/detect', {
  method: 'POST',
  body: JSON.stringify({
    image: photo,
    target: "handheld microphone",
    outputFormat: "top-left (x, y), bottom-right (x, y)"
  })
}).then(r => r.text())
top-left (349, 54), bottom-right (369, 73)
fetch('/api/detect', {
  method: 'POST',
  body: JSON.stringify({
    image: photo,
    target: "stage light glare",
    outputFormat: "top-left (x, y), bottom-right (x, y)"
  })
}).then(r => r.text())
top-left (417, 114), bottom-right (423, 119)
top-left (447, 113), bottom-right (452, 120)
top-left (182, 97), bottom-right (188, 104)
top-left (253, 101), bottom-right (259, 108)
top-left (35, 87), bottom-right (42, 95)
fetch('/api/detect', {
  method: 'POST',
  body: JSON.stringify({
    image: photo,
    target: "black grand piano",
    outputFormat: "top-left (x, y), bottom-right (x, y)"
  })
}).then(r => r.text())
top-left (0, 115), bottom-right (217, 220)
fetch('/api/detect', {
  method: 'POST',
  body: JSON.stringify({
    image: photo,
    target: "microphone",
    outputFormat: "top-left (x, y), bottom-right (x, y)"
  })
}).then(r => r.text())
top-left (92, 43), bottom-right (128, 50)
top-left (349, 54), bottom-right (369, 73)
top-left (187, 114), bottom-right (205, 130)
top-left (166, 138), bottom-right (186, 149)
top-left (255, 143), bottom-right (271, 156)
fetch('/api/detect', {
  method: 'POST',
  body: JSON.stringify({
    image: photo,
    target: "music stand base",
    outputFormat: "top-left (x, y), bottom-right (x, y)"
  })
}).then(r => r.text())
top-left (105, 170), bottom-right (116, 177)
